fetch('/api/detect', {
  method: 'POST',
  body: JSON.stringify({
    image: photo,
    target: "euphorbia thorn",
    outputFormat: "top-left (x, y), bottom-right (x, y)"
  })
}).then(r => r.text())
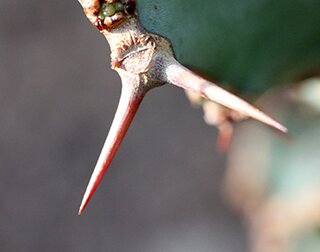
top-left (77, 0), bottom-right (286, 214)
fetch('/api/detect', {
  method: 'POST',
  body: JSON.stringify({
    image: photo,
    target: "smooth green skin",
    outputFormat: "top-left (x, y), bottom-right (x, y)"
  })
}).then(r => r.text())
top-left (138, 0), bottom-right (320, 94)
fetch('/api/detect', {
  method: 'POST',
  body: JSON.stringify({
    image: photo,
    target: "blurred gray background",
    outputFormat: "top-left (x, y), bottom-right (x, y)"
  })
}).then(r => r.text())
top-left (0, 1), bottom-right (246, 251)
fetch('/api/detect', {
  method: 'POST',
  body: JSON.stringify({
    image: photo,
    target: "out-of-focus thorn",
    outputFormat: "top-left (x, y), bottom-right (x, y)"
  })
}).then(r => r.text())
top-left (216, 123), bottom-right (234, 151)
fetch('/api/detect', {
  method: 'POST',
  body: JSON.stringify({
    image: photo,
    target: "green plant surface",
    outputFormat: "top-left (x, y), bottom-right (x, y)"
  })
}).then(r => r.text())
top-left (138, 0), bottom-right (320, 94)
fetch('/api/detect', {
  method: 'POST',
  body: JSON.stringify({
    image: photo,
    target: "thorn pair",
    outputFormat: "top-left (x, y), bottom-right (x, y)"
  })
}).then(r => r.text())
top-left (77, 0), bottom-right (287, 214)
top-left (78, 62), bottom-right (287, 215)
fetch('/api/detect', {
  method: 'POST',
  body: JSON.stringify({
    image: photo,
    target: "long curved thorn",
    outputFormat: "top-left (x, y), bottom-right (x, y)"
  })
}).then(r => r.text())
top-left (78, 84), bottom-right (144, 215)
top-left (165, 62), bottom-right (287, 133)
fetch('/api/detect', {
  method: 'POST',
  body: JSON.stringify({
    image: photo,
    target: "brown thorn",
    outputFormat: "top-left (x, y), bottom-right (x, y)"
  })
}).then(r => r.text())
top-left (78, 84), bottom-right (144, 214)
top-left (165, 63), bottom-right (287, 133)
